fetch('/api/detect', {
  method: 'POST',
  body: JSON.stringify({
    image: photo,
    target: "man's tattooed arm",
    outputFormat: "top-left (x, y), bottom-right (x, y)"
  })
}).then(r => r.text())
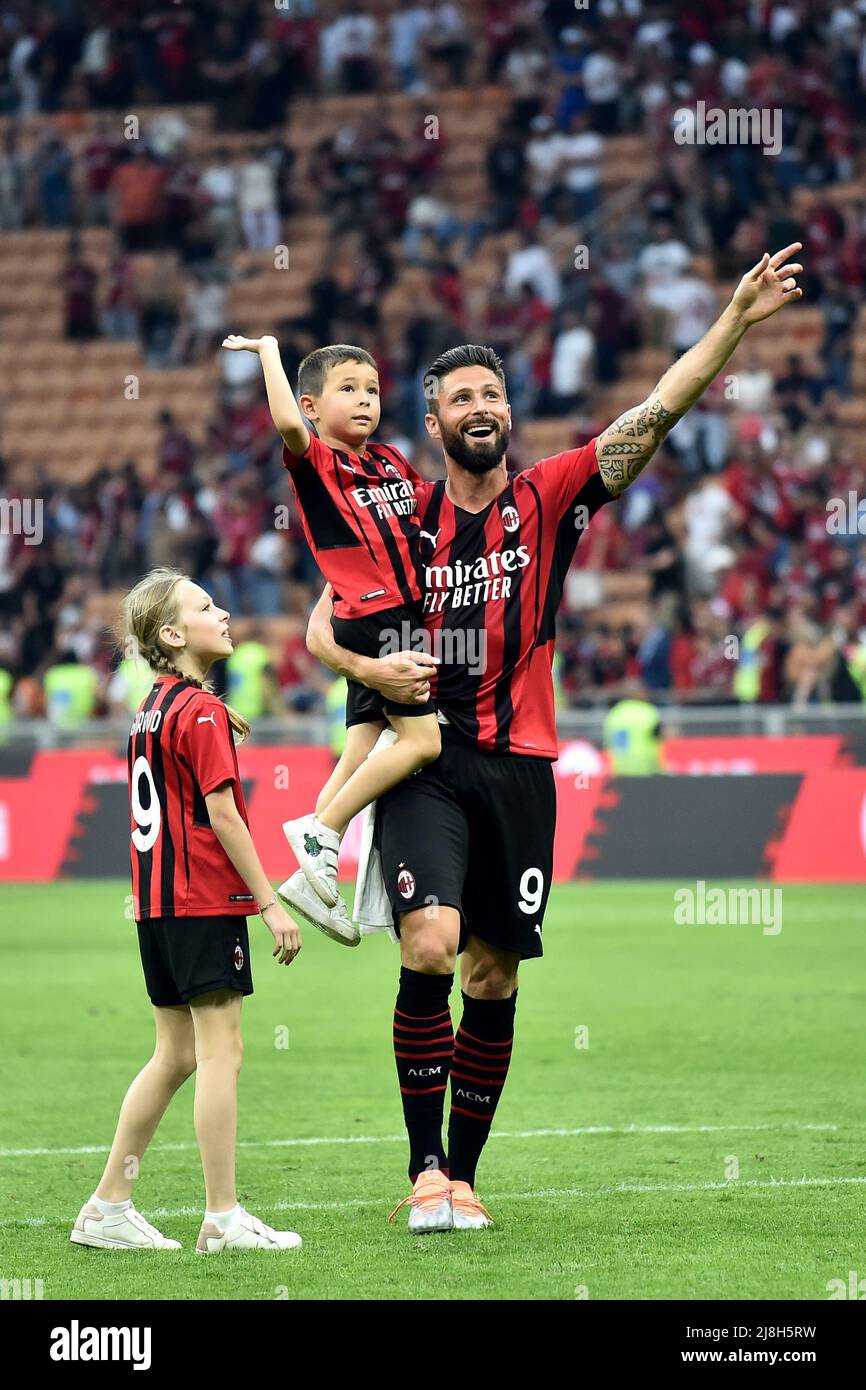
top-left (595, 392), bottom-right (684, 497)
top-left (595, 301), bottom-right (752, 499)
top-left (595, 248), bottom-right (805, 498)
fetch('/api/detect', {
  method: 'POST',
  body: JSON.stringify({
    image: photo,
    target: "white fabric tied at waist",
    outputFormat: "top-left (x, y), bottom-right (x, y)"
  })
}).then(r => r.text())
top-left (354, 727), bottom-right (398, 940)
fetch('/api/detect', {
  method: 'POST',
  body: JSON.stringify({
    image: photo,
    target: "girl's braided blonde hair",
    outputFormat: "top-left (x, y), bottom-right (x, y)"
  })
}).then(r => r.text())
top-left (114, 566), bottom-right (251, 741)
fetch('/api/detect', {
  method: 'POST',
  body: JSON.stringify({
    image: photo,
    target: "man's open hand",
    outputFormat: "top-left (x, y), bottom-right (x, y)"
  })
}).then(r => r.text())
top-left (729, 244), bottom-right (804, 327)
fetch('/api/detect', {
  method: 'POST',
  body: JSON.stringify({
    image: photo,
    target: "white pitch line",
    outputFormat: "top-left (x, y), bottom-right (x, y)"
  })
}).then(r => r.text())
top-left (5, 1174), bottom-right (866, 1231)
top-left (0, 1120), bottom-right (840, 1160)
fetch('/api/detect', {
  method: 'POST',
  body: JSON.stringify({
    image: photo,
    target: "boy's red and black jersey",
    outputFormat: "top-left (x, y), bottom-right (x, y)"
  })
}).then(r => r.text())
top-left (127, 675), bottom-right (254, 920)
top-left (416, 438), bottom-right (611, 759)
top-left (282, 432), bottom-right (423, 619)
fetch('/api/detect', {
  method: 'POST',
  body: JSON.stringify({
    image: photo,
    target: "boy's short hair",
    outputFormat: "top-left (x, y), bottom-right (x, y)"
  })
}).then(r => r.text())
top-left (297, 344), bottom-right (378, 398)
top-left (423, 344), bottom-right (507, 413)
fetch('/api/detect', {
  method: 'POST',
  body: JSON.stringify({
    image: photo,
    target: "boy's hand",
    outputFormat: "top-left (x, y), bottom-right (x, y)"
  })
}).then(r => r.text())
top-left (222, 334), bottom-right (278, 353)
top-left (225, 331), bottom-right (306, 451)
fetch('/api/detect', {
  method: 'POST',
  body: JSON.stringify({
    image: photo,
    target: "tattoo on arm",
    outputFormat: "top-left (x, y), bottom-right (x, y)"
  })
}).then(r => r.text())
top-left (596, 390), bottom-right (684, 497)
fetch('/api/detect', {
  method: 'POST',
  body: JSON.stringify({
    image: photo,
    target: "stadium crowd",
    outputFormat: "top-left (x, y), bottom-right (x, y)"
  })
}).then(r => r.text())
top-left (2, 0), bottom-right (866, 722)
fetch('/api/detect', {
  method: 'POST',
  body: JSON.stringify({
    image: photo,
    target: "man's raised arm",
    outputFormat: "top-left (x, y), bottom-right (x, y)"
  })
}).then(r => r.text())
top-left (306, 586), bottom-right (437, 706)
top-left (595, 244), bottom-right (804, 498)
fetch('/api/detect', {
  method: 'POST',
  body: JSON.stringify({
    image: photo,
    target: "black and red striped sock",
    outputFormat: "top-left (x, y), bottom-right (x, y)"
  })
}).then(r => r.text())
top-left (393, 966), bottom-right (454, 1182)
top-left (447, 990), bottom-right (517, 1188)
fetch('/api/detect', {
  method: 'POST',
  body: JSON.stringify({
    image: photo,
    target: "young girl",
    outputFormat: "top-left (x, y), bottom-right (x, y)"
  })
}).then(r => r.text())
top-left (70, 566), bottom-right (304, 1254)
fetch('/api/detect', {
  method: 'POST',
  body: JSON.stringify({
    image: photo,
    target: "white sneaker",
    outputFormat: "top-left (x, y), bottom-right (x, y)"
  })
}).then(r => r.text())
top-left (277, 868), bottom-right (360, 947)
top-left (196, 1207), bottom-right (302, 1253)
top-left (282, 814), bottom-right (341, 907)
top-left (70, 1201), bottom-right (181, 1250)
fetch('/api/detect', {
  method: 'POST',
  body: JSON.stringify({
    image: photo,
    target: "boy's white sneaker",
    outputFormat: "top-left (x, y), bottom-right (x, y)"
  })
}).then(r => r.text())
top-left (283, 814), bottom-right (341, 907)
top-left (70, 1201), bottom-right (181, 1250)
top-left (196, 1207), bottom-right (302, 1253)
top-left (277, 868), bottom-right (360, 947)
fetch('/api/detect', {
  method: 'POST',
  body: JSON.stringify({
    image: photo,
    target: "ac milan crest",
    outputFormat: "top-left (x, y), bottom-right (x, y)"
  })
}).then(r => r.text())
top-left (397, 867), bottom-right (416, 900)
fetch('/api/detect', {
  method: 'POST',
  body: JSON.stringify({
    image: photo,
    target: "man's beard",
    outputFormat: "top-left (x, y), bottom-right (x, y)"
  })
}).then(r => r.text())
top-left (439, 418), bottom-right (510, 474)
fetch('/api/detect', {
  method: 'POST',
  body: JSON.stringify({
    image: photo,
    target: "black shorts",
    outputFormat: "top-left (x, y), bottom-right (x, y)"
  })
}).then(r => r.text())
top-left (331, 602), bottom-right (436, 727)
top-left (375, 725), bottom-right (556, 959)
top-left (136, 915), bottom-right (254, 1007)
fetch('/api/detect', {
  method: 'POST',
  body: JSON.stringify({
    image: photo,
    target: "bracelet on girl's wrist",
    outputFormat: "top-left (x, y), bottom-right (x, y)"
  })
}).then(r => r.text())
top-left (258, 896), bottom-right (277, 915)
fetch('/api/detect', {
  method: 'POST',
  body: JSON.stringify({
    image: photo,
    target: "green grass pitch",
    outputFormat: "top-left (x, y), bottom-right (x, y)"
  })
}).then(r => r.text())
top-left (1, 881), bottom-right (863, 1301)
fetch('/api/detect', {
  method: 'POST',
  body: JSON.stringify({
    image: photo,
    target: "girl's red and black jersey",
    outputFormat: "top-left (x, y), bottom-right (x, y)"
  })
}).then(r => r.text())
top-left (128, 675), bottom-right (254, 920)
top-left (281, 432), bottom-right (423, 619)
top-left (417, 438), bottom-right (611, 759)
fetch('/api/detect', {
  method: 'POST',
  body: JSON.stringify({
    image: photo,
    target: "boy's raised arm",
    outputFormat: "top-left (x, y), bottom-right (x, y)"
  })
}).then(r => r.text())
top-left (222, 334), bottom-right (309, 456)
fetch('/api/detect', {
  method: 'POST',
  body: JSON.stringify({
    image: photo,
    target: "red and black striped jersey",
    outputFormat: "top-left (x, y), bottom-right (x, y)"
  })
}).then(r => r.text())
top-left (282, 432), bottom-right (423, 619)
top-left (415, 438), bottom-right (610, 759)
top-left (128, 675), bottom-right (254, 920)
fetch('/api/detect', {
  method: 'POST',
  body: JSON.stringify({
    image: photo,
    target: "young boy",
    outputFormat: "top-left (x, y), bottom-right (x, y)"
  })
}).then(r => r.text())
top-left (222, 336), bottom-right (440, 941)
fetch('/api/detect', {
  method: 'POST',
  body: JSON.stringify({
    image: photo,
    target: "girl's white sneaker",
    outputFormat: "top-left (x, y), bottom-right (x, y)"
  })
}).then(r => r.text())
top-left (196, 1207), bottom-right (303, 1253)
top-left (70, 1201), bottom-right (181, 1250)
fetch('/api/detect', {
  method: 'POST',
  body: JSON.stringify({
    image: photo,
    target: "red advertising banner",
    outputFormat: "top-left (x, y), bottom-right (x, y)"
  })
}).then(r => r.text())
top-left (0, 737), bottom-right (862, 882)
top-left (0, 750), bottom-right (109, 880)
top-left (0, 747), bottom-right (333, 883)
top-left (766, 770), bottom-right (866, 882)
top-left (661, 735), bottom-right (848, 776)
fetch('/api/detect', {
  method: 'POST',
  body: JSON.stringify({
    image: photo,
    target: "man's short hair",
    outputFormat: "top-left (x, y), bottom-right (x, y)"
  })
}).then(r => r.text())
top-left (297, 344), bottom-right (378, 398)
top-left (424, 344), bottom-right (507, 412)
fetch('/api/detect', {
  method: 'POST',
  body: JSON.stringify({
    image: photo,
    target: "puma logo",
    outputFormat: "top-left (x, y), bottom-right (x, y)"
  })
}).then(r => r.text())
top-left (419, 528), bottom-right (441, 547)
top-left (197, 712), bottom-right (217, 725)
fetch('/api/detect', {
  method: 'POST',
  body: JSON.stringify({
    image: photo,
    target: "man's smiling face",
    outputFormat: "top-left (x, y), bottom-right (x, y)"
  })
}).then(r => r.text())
top-left (425, 365), bottom-right (512, 474)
